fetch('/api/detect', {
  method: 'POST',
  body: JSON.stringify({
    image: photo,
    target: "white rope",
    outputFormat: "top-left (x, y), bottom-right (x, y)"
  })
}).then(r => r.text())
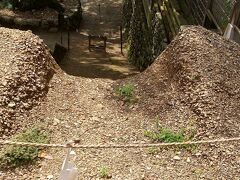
top-left (0, 137), bottom-right (239, 149)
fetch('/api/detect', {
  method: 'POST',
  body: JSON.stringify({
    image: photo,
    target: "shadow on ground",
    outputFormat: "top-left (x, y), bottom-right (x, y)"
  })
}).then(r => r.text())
top-left (34, 0), bottom-right (138, 80)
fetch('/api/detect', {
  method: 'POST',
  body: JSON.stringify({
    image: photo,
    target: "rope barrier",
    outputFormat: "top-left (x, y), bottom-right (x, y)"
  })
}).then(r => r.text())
top-left (0, 137), bottom-right (240, 149)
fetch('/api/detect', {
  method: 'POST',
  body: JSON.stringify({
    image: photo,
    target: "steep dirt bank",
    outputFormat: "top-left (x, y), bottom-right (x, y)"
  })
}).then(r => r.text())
top-left (0, 27), bottom-right (58, 137)
top-left (118, 26), bottom-right (240, 140)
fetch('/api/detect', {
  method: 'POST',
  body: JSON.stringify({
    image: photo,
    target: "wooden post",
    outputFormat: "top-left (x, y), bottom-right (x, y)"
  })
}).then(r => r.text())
top-left (88, 35), bottom-right (91, 51)
top-left (58, 12), bottom-right (64, 45)
top-left (98, 4), bottom-right (101, 21)
top-left (230, 0), bottom-right (240, 26)
top-left (120, 25), bottom-right (123, 54)
top-left (224, 0), bottom-right (240, 41)
top-left (104, 37), bottom-right (107, 52)
top-left (68, 30), bottom-right (70, 51)
top-left (60, 31), bottom-right (63, 44)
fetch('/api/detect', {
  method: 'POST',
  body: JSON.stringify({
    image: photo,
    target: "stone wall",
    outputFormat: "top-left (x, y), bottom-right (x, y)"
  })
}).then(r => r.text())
top-left (0, 15), bottom-right (58, 29)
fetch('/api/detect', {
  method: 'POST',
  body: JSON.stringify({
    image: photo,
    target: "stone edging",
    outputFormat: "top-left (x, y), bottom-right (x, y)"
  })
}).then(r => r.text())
top-left (0, 14), bottom-right (58, 29)
top-left (0, 6), bottom-right (82, 30)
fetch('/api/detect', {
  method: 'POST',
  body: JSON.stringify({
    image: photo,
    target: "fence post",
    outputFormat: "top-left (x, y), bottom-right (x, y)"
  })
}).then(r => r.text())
top-left (60, 31), bottom-right (63, 45)
top-left (67, 15), bottom-right (70, 51)
top-left (68, 30), bottom-right (70, 51)
top-left (98, 4), bottom-right (101, 21)
top-left (230, 0), bottom-right (240, 25)
top-left (59, 148), bottom-right (78, 180)
top-left (58, 12), bottom-right (64, 45)
top-left (224, 0), bottom-right (240, 41)
top-left (88, 35), bottom-right (91, 51)
top-left (120, 25), bottom-right (123, 54)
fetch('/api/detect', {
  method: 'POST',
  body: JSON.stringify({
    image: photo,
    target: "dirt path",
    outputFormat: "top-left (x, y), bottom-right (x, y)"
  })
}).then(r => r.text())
top-left (36, 0), bottom-right (138, 80)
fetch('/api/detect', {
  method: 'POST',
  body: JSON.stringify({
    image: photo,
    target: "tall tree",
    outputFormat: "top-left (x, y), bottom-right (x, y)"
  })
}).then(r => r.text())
top-left (128, 0), bottom-right (153, 71)
top-left (122, 0), bottom-right (133, 39)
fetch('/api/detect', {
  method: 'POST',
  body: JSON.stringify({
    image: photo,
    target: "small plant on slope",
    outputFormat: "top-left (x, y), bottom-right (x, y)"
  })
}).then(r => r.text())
top-left (99, 166), bottom-right (111, 179)
top-left (116, 83), bottom-right (138, 103)
top-left (0, 127), bottom-right (49, 168)
top-left (144, 128), bottom-right (185, 143)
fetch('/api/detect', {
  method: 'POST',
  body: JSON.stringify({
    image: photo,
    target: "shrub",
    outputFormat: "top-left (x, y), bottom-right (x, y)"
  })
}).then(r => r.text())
top-left (0, 128), bottom-right (49, 168)
top-left (144, 128), bottom-right (185, 143)
top-left (0, 0), bottom-right (13, 9)
top-left (10, 0), bottom-right (64, 12)
top-left (117, 84), bottom-right (134, 98)
top-left (116, 83), bottom-right (138, 103)
top-left (99, 167), bottom-right (111, 179)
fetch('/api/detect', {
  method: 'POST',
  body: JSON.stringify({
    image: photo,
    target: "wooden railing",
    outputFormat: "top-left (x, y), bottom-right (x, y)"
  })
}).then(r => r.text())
top-left (141, 0), bottom-right (240, 43)
top-left (186, 0), bottom-right (238, 33)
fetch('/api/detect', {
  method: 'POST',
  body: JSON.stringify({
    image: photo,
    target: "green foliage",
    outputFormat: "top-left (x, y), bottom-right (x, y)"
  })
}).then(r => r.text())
top-left (218, 0), bottom-right (233, 29)
top-left (144, 128), bottom-right (185, 143)
top-left (0, 128), bottom-right (49, 168)
top-left (123, 0), bottom-right (167, 71)
top-left (9, 0), bottom-right (64, 12)
top-left (116, 83), bottom-right (138, 103)
top-left (147, 147), bottom-right (159, 155)
top-left (68, 10), bottom-right (82, 30)
top-left (0, 0), bottom-right (13, 9)
top-left (117, 84), bottom-right (134, 98)
top-left (128, 0), bottom-right (153, 71)
top-left (99, 167), bottom-right (110, 179)
top-left (152, 12), bottom-right (167, 59)
top-left (122, 0), bottom-right (133, 40)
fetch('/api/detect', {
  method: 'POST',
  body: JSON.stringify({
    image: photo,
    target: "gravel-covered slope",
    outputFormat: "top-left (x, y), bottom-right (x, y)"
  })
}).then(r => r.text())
top-left (0, 27), bottom-right (57, 136)
top-left (120, 26), bottom-right (240, 139)
top-left (0, 25), bottom-right (239, 180)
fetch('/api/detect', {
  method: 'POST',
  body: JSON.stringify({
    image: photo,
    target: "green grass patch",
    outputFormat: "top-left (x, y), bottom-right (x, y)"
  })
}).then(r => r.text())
top-left (147, 147), bottom-right (159, 155)
top-left (99, 166), bottom-right (111, 179)
top-left (144, 128), bottom-right (185, 143)
top-left (116, 83), bottom-right (138, 103)
top-left (144, 126), bottom-right (197, 150)
top-left (0, 127), bottom-right (49, 169)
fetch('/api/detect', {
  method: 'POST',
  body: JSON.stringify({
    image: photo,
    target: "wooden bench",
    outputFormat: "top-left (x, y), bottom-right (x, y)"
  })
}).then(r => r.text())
top-left (88, 34), bottom-right (107, 52)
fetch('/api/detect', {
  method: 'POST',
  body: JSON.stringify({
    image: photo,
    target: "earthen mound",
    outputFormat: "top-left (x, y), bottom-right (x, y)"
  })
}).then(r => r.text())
top-left (125, 26), bottom-right (240, 139)
top-left (0, 27), bottom-right (57, 136)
